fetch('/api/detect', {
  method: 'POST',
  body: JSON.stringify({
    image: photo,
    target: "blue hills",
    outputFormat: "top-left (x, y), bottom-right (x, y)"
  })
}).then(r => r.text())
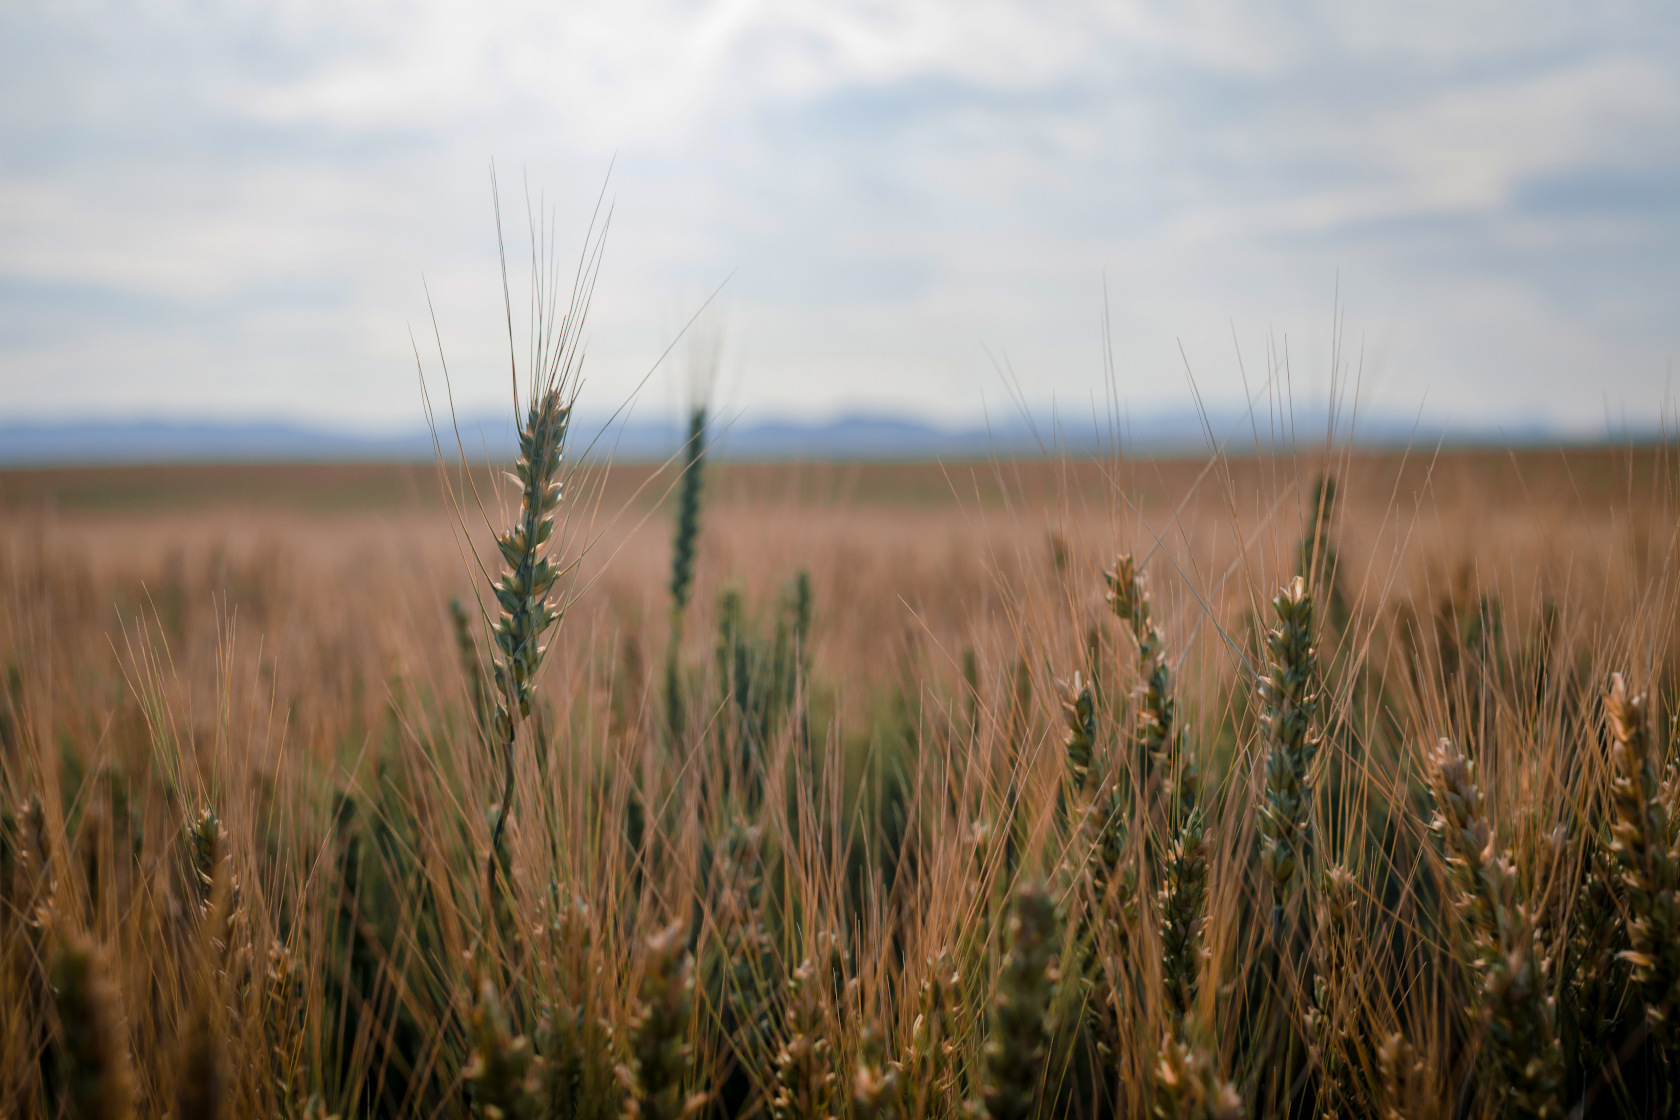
top-left (0, 408), bottom-right (1577, 466)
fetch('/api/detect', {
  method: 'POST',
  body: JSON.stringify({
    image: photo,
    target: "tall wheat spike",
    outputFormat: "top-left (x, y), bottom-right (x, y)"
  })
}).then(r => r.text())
top-left (622, 922), bottom-right (707, 1120)
top-left (980, 881), bottom-right (1059, 1120)
top-left (1152, 1029), bottom-right (1243, 1120)
top-left (463, 973), bottom-right (539, 1119)
top-left (49, 934), bottom-right (134, 1120)
top-left (1424, 737), bottom-right (1563, 1119)
top-left (1257, 577), bottom-right (1319, 933)
top-left (851, 1025), bottom-right (902, 1120)
top-left (487, 387), bottom-right (570, 869)
top-left (771, 956), bottom-right (838, 1120)
top-left (665, 404), bottom-right (708, 746)
top-left (454, 182), bottom-right (597, 901)
top-left (1105, 555), bottom-right (1206, 1022)
top-left (451, 595), bottom-right (489, 740)
top-left (1603, 673), bottom-right (1680, 1036)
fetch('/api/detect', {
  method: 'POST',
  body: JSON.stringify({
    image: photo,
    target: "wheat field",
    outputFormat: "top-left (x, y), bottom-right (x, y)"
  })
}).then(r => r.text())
top-left (0, 437), bottom-right (1675, 1120)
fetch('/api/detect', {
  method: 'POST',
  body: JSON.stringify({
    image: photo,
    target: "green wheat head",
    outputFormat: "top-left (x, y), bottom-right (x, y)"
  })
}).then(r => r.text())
top-left (490, 389), bottom-right (570, 745)
top-left (1257, 576), bottom-right (1319, 922)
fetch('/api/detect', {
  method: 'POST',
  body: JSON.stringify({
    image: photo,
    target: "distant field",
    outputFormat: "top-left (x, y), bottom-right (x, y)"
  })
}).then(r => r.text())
top-left (0, 445), bottom-right (1657, 514)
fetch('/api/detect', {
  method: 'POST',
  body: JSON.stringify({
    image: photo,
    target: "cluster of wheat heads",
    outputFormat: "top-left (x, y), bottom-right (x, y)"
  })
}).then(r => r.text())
top-left (2, 353), bottom-right (1679, 1120)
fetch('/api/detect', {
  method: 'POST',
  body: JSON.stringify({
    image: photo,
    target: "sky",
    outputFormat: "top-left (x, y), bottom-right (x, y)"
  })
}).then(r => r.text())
top-left (2, 0), bottom-right (1677, 437)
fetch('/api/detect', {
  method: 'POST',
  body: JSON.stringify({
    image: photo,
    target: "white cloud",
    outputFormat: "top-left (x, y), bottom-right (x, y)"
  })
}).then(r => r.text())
top-left (1, 0), bottom-right (1677, 434)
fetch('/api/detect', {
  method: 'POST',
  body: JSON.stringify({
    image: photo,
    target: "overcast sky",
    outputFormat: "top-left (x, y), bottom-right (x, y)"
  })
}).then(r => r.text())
top-left (2, 1), bottom-right (1677, 435)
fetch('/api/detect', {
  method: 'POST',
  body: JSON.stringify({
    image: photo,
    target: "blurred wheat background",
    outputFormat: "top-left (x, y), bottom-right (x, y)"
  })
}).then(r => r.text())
top-left (1, 434), bottom-right (1676, 1120)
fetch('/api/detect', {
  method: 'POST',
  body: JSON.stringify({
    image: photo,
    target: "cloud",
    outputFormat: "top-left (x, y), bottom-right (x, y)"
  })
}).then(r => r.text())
top-left (1, 0), bottom-right (1676, 435)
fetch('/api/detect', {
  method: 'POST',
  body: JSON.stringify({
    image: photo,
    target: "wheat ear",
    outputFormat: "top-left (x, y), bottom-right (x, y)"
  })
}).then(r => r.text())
top-left (1106, 555), bottom-right (1206, 1022)
top-left (1302, 865), bottom-right (1356, 1119)
top-left (1376, 1032), bottom-right (1424, 1120)
top-left (176, 809), bottom-right (238, 1120)
top-left (1604, 673), bottom-right (1680, 1033)
top-left (1152, 1029), bottom-right (1242, 1120)
top-left (49, 934), bottom-right (134, 1120)
top-left (852, 1025), bottom-right (902, 1120)
top-left (621, 921), bottom-right (707, 1120)
top-left (771, 956), bottom-right (839, 1120)
top-left (1104, 555), bottom-right (1178, 786)
top-left (1059, 669), bottom-right (1139, 1033)
top-left (464, 972), bottom-right (540, 1119)
top-left (665, 405), bottom-right (707, 745)
top-left (1425, 737), bottom-right (1563, 1119)
top-left (1258, 576), bottom-right (1319, 931)
top-left (487, 386), bottom-right (570, 887)
top-left (450, 595), bottom-right (489, 739)
top-left (979, 881), bottom-right (1058, 1120)
top-left (906, 953), bottom-right (961, 1120)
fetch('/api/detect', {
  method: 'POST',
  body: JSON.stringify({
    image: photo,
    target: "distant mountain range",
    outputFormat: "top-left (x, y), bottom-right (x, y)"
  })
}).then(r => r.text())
top-left (0, 408), bottom-right (1594, 466)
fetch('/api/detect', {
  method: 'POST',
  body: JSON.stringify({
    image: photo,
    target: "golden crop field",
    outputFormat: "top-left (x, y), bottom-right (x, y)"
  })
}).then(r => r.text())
top-left (0, 441), bottom-right (1675, 1120)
